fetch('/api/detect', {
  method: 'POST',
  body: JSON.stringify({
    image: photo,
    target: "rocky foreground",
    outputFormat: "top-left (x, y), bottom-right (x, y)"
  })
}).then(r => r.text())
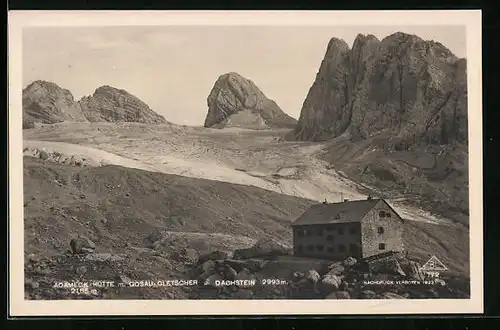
top-left (25, 235), bottom-right (470, 300)
top-left (23, 153), bottom-right (470, 300)
top-left (23, 155), bottom-right (469, 300)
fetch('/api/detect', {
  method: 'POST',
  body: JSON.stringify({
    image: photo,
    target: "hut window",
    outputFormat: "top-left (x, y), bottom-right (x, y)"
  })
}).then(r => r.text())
top-left (306, 230), bottom-right (312, 236)
top-left (377, 227), bottom-right (384, 234)
top-left (379, 243), bottom-right (386, 250)
top-left (379, 211), bottom-right (385, 217)
top-left (338, 227), bottom-right (345, 235)
top-left (349, 226), bottom-right (357, 235)
top-left (297, 230), bottom-right (305, 237)
top-left (326, 235), bottom-right (334, 241)
top-left (316, 228), bottom-right (323, 236)
top-left (386, 212), bottom-right (392, 218)
top-left (338, 244), bottom-right (346, 253)
top-left (316, 245), bottom-right (324, 251)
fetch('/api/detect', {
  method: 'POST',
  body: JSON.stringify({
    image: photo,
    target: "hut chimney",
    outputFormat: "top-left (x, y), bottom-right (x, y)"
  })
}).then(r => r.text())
top-left (323, 198), bottom-right (328, 204)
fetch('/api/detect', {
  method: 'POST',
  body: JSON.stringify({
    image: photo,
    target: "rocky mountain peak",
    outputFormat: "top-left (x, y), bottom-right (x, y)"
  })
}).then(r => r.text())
top-left (94, 85), bottom-right (129, 96)
top-left (352, 34), bottom-right (380, 52)
top-left (327, 37), bottom-right (350, 52)
top-left (381, 32), bottom-right (458, 63)
top-left (78, 85), bottom-right (167, 124)
top-left (354, 33), bottom-right (379, 42)
top-left (22, 81), bottom-right (169, 127)
top-left (25, 80), bottom-right (74, 99)
top-left (223, 72), bottom-right (246, 81)
top-left (22, 80), bottom-right (87, 126)
top-left (293, 31), bottom-right (467, 147)
top-left (381, 31), bottom-right (420, 43)
top-left (204, 72), bottom-right (297, 129)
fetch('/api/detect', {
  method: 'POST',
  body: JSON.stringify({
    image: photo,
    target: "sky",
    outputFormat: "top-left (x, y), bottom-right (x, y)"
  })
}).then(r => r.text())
top-left (22, 25), bottom-right (466, 126)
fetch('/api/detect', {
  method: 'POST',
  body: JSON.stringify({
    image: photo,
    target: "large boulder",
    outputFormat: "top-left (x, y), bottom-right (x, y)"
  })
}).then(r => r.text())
top-left (320, 274), bottom-right (342, 293)
top-left (70, 235), bottom-right (96, 254)
top-left (326, 262), bottom-right (345, 276)
top-left (306, 269), bottom-right (321, 284)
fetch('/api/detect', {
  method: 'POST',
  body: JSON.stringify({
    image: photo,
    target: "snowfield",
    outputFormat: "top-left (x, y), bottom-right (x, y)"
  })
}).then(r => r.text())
top-left (24, 122), bottom-right (453, 225)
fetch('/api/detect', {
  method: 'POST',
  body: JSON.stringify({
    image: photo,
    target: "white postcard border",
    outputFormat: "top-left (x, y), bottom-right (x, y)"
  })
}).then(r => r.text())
top-left (8, 10), bottom-right (483, 316)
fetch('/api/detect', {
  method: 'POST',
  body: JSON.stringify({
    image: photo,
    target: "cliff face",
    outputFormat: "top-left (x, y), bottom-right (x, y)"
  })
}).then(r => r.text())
top-left (204, 72), bottom-right (297, 129)
top-left (293, 33), bottom-right (469, 222)
top-left (22, 80), bottom-right (87, 125)
top-left (78, 86), bottom-right (167, 124)
top-left (294, 32), bottom-right (467, 149)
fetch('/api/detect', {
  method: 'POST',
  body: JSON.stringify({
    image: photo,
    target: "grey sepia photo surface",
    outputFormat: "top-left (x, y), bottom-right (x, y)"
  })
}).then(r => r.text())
top-left (9, 10), bottom-right (483, 315)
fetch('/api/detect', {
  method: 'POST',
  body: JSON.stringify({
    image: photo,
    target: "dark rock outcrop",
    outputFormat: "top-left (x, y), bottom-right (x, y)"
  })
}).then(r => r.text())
top-left (204, 72), bottom-right (297, 129)
top-left (70, 235), bottom-right (96, 254)
top-left (78, 85), bottom-right (167, 124)
top-left (22, 80), bottom-right (87, 125)
top-left (293, 32), bottom-right (467, 147)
